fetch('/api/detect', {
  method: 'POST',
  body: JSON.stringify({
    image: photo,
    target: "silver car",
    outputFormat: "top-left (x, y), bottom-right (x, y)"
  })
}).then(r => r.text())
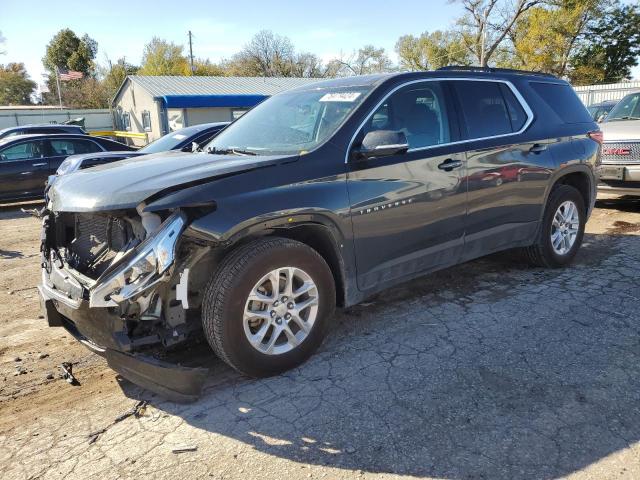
top-left (598, 91), bottom-right (640, 196)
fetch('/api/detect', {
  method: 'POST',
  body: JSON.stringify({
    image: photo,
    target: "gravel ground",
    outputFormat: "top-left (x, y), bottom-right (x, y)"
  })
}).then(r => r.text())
top-left (0, 195), bottom-right (639, 480)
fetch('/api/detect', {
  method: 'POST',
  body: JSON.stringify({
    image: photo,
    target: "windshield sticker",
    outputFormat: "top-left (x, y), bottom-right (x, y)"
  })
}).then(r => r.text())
top-left (320, 92), bottom-right (362, 103)
top-left (172, 134), bottom-right (187, 140)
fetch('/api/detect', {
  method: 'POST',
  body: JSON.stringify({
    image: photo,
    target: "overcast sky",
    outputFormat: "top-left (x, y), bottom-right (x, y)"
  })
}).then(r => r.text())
top-left (1, 0), bottom-right (638, 85)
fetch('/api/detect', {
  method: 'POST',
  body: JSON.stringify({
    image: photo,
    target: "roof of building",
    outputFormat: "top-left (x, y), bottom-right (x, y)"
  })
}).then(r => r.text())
top-left (126, 75), bottom-right (321, 98)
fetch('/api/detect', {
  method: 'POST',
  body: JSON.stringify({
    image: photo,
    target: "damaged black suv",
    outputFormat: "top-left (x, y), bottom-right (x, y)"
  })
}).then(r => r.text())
top-left (40, 68), bottom-right (601, 401)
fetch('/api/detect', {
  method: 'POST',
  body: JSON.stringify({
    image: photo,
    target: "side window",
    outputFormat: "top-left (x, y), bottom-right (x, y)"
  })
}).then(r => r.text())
top-left (361, 81), bottom-right (451, 150)
top-left (453, 81), bottom-right (517, 139)
top-left (142, 111), bottom-right (152, 132)
top-left (50, 139), bottom-right (101, 156)
top-left (0, 141), bottom-right (44, 161)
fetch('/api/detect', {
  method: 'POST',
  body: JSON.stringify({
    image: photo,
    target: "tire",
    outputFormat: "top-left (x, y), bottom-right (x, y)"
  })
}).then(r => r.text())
top-left (202, 237), bottom-right (336, 377)
top-left (523, 184), bottom-right (586, 268)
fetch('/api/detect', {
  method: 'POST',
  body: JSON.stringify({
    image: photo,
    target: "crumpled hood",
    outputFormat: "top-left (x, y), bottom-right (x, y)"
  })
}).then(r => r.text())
top-left (600, 119), bottom-right (640, 142)
top-left (49, 150), bottom-right (293, 212)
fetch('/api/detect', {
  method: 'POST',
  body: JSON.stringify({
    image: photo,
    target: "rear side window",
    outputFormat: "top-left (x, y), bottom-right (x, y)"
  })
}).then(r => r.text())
top-left (453, 81), bottom-right (527, 139)
top-left (529, 82), bottom-right (592, 124)
top-left (50, 139), bottom-right (102, 156)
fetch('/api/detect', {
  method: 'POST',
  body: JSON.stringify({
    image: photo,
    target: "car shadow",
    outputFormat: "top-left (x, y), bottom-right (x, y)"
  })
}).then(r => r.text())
top-left (117, 231), bottom-right (640, 478)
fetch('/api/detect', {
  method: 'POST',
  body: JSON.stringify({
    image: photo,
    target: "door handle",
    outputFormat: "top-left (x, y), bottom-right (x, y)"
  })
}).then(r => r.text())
top-left (438, 159), bottom-right (463, 171)
top-left (32, 162), bottom-right (47, 166)
top-left (529, 144), bottom-right (547, 153)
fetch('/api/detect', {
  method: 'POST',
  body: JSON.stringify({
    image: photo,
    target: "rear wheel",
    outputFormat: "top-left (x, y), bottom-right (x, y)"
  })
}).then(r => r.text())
top-left (523, 184), bottom-right (586, 268)
top-left (202, 237), bottom-right (335, 377)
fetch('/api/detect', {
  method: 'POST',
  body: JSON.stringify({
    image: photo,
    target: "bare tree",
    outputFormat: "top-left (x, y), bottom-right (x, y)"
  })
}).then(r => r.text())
top-left (326, 45), bottom-right (394, 77)
top-left (455, 0), bottom-right (544, 66)
top-left (227, 30), bottom-right (296, 77)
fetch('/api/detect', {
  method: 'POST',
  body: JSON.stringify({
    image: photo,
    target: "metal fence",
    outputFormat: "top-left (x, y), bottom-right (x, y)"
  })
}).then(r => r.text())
top-left (0, 108), bottom-right (113, 131)
top-left (573, 82), bottom-right (640, 106)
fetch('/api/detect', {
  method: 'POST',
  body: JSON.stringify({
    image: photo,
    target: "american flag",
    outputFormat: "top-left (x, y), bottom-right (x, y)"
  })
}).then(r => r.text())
top-left (58, 68), bottom-right (83, 81)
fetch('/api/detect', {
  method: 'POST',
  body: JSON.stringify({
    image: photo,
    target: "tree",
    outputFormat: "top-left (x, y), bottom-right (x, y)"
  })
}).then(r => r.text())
top-left (101, 57), bottom-right (139, 101)
top-left (504, 1), bottom-right (602, 76)
top-left (225, 30), bottom-right (296, 77)
top-left (0, 63), bottom-right (36, 105)
top-left (326, 45), bottom-right (394, 76)
top-left (396, 30), bottom-right (471, 70)
top-left (59, 78), bottom-right (110, 108)
top-left (455, 0), bottom-right (544, 66)
top-left (570, 2), bottom-right (640, 84)
top-left (43, 29), bottom-right (98, 75)
top-left (139, 38), bottom-right (190, 75)
top-left (191, 58), bottom-right (226, 76)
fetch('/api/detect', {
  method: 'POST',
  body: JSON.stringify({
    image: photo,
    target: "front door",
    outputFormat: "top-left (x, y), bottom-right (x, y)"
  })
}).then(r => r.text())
top-left (0, 139), bottom-right (48, 201)
top-left (346, 80), bottom-right (468, 291)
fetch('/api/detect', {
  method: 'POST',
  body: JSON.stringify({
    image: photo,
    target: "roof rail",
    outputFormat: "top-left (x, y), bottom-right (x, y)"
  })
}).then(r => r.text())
top-left (437, 65), bottom-right (557, 79)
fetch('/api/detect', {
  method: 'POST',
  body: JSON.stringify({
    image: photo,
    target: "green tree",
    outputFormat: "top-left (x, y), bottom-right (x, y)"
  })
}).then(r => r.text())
top-left (191, 58), bottom-right (226, 76)
top-left (139, 38), bottom-right (190, 75)
top-left (103, 58), bottom-right (139, 95)
top-left (570, 2), bottom-right (640, 84)
top-left (0, 63), bottom-right (36, 105)
top-left (43, 29), bottom-right (98, 75)
top-left (395, 30), bottom-right (470, 70)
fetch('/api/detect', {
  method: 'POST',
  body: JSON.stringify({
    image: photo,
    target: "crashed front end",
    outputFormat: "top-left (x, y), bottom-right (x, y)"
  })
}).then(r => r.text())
top-left (39, 206), bottom-right (211, 402)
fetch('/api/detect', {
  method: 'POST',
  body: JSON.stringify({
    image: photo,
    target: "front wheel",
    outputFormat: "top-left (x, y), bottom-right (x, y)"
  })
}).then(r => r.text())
top-left (202, 237), bottom-right (335, 377)
top-left (523, 184), bottom-right (586, 268)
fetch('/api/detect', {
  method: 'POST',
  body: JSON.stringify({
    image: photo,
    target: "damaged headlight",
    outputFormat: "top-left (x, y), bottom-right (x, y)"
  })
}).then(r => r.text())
top-left (89, 212), bottom-right (186, 308)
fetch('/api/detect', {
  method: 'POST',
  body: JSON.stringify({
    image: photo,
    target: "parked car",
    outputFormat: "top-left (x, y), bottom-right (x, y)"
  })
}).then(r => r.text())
top-left (52, 122), bottom-right (229, 179)
top-left (597, 91), bottom-right (640, 196)
top-left (0, 124), bottom-right (86, 140)
top-left (0, 134), bottom-right (135, 202)
top-left (40, 67), bottom-right (600, 401)
top-left (586, 100), bottom-right (618, 122)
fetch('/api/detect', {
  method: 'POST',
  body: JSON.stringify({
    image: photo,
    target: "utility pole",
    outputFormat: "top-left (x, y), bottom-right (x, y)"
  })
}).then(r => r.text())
top-left (188, 31), bottom-right (195, 74)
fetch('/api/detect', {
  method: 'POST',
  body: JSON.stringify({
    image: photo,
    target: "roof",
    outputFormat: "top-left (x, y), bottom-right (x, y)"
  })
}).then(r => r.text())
top-left (125, 75), bottom-right (321, 98)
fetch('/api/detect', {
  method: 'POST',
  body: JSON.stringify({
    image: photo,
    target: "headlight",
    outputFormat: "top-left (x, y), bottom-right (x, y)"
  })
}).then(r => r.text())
top-left (56, 157), bottom-right (83, 175)
top-left (89, 212), bottom-right (186, 308)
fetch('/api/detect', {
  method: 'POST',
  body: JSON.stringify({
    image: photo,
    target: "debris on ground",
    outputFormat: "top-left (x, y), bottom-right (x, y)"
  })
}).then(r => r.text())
top-left (60, 362), bottom-right (80, 385)
top-left (88, 400), bottom-right (148, 444)
top-left (172, 445), bottom-right (198, 453)
top-left (39, 353), bottom-right (49, 360)
top-left (13, 357), bottom-right (21, 362)
top-left (14, 366), bottom-right (27, 376)
top-left (45, 373), bottom-right (54, 380)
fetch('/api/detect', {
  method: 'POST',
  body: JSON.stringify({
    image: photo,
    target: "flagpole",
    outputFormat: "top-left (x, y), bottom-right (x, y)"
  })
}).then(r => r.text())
top-left (55, 66), bottom-right (63, 109)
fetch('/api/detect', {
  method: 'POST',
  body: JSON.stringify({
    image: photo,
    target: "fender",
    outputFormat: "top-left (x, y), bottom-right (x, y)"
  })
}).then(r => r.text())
top-left (540, 162), bottom-right (596, 224)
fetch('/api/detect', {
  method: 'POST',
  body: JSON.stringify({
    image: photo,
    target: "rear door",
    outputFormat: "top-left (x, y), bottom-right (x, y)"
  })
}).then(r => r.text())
top-left (46, 138), bottom-right (104, 173)
top-left (347, 80), bottom-right (468, 291)
top-left (450, 79), bottom-right (554, 260)
top-left (0, 139), bottom-right (48, 200)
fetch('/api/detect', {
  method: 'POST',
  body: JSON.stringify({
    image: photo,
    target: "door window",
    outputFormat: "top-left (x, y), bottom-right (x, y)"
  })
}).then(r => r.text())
top-left (453, 81), bottom-right (528, 138)
top-left (49, 139), bottom-right (102, 156)
top-left (361, 82), bottom-right (451, 150)
top-left (0, 141), bottom-right (45, 162)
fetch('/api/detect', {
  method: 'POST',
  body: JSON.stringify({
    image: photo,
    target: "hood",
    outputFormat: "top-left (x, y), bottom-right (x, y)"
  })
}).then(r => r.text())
top-left (49, 150), bottom-right (293, 212)
top-left (600, 119), bottom-right (640, 142)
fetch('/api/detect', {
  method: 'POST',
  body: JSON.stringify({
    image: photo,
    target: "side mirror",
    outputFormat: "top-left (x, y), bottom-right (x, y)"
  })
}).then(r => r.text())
top-left (352, 130), bottom-right (409, 160)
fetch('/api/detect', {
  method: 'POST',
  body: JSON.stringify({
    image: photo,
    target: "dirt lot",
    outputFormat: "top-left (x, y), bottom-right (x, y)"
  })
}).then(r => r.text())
top-left (1, 196), bottom-right (639, 480)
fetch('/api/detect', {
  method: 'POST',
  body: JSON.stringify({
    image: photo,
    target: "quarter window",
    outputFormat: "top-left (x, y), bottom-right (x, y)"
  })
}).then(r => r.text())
top-left (361, 81), bottom-right (451, 150)
top-left (453, 81), bottom-right (525, 139)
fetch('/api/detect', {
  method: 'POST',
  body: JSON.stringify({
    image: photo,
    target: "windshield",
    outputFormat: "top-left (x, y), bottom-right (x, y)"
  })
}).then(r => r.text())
top-left (605, 93), bottom-right (640, 121)
top-left (204, 87), bottom-right (371, 155)
top-left (139, 131), bottom-right (190, 154)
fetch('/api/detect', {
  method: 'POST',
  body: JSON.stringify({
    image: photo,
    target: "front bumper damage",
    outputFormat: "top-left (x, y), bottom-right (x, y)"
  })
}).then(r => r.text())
top-left (39, 209), bottom-right (210, 402)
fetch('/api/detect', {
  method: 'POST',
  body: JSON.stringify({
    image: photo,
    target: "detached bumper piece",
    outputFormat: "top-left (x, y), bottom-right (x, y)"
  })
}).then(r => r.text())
top-left (39, 289), bottom-right (209, 403)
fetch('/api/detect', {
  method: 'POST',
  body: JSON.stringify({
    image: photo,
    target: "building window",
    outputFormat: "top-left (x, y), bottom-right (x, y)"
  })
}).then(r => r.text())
top-left (141, 111), bottom-right (152, 131)
top-left (121, 112), bottom-right (131, 131)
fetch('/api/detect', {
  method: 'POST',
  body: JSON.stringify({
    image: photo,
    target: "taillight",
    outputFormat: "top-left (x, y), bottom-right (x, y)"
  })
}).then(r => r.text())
top-left (588, 130), bottom-right (603, 144)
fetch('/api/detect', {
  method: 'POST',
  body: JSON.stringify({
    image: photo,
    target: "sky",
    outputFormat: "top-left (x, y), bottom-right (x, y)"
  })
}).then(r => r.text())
top-left (1, 0), bottom-right (639, 85)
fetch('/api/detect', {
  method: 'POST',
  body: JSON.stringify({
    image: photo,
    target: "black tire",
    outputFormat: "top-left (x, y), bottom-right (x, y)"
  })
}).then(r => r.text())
top-left (523, 184), bottom-right (586, 268)
top-left (202, 237), bottom-right (336, 377)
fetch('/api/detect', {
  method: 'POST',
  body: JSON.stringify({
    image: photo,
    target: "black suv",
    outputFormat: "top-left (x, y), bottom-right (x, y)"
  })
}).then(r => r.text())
top-left (39, 68), bottom-right (601, 400)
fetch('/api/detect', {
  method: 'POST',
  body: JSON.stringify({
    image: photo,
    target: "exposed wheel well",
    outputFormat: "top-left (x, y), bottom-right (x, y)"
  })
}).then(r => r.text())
top-left (268, 224), bottom-right (346, 307)
top-left (553, 172), bottom-right (591, 210)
